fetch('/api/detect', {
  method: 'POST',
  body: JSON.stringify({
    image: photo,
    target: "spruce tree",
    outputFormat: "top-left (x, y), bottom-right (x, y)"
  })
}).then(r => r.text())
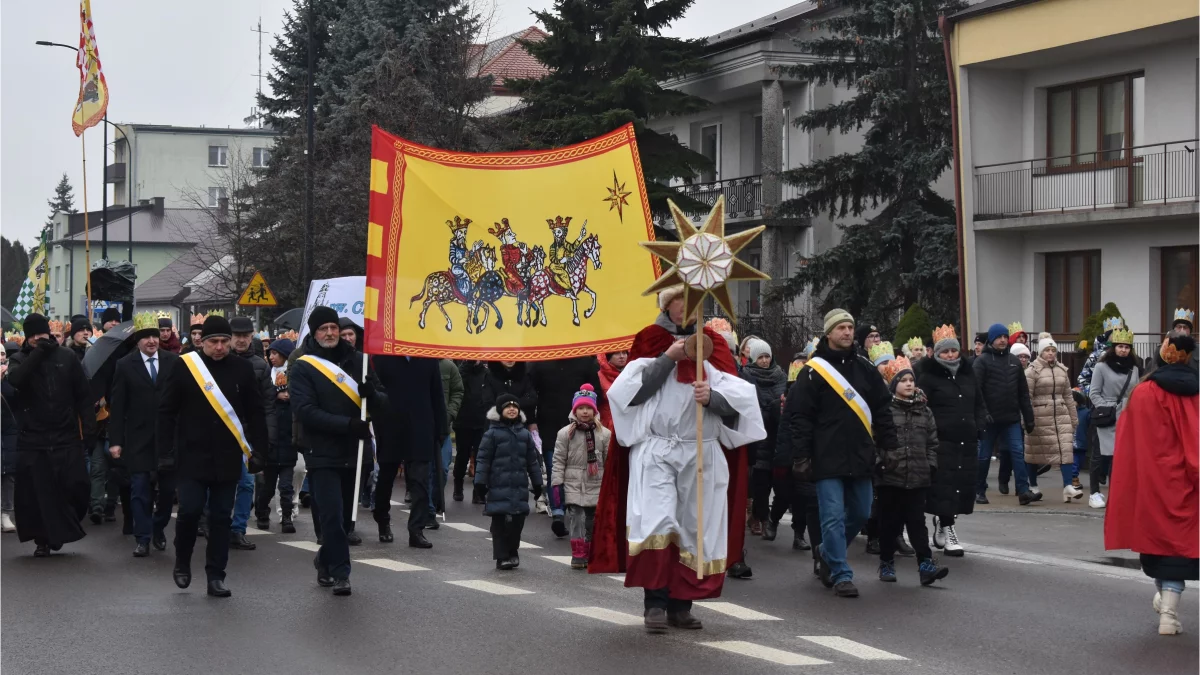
top-left (894, 303), bottom-right (933, 350)
top-left (505, 0), bottom-right (714, 216)
top-left (779, 0), bottom-right (964, 329)
top-left (45, 172), bottom-right (77, 229)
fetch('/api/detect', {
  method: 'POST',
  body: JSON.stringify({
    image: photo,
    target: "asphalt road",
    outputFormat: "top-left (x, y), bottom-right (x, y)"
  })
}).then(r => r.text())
top-left (2, 471), bottom-right (1196, 675)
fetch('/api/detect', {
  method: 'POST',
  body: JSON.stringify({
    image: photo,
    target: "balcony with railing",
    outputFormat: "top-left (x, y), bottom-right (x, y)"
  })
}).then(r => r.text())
top-left (973, 140), bottom-right (1198, 221)
top-left (652, 175), bottom-right (804, 230)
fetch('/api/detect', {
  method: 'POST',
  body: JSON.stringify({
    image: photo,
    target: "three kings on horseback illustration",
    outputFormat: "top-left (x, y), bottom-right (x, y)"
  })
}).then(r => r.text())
top-left (410, 214), bottom-right (603, 333)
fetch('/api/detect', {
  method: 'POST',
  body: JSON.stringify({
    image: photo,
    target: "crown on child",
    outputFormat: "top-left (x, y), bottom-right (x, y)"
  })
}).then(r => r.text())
top-left (883, 356), bottom-right (913, 383)
top-left (1006, 321), bottom-right (1023, 335)
top-left (1109, 328), bottom-right (1134, 345)
top-left (868, 342), bottom-right (895, 365)
top-left (906, 336), bottom-right (924, 350)
top-left (1102, 316), bottom-right (1125, 333)
top-left (48, 319), bottom-right (64, 334)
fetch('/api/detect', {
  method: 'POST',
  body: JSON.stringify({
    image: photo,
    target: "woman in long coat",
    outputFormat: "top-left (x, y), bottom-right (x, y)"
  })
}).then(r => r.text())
top-left (1023, 334), bottom-right (1080, 503)
top-left (1086, 331), bottom-right (1139, 508)
top-left (918, 327), bottom-right (988, 557)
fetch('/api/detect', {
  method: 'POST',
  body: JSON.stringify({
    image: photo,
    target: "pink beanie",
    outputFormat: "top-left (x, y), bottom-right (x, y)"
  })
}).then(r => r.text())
top-left (572, 383), bottom-right (599, 413)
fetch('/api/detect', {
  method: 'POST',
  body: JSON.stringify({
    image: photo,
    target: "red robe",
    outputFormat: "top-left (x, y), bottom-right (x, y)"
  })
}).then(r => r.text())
top-left (1104, 378), bottom-right (1199, 559)
top-left (589, 324), bottom-right (748, 596)
top-left (499, 243), bottom-right (526, 295)
top-left (596, 353), bottom-right (622, 431)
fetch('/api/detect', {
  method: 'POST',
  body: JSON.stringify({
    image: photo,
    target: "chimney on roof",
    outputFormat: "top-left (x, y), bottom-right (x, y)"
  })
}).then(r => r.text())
top-left (153, 197), bottom-right (165, 218)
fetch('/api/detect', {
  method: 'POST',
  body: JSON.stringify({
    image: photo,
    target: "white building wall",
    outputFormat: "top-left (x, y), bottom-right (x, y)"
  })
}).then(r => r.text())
top-left (120, 129), bottom-right (277, 208)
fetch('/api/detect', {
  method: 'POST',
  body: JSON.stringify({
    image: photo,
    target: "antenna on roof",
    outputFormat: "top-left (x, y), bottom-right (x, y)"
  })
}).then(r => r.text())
top-left (248, 17), bottom-right (267, 129)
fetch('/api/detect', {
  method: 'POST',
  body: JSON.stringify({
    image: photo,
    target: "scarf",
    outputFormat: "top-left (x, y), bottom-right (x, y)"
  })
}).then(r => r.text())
top-left (569, 420), bottom-right (599, 477)
top-left (1104, 353), bottom-right (1136, 374)
top-left (936, 355), bottom-right (960, 376)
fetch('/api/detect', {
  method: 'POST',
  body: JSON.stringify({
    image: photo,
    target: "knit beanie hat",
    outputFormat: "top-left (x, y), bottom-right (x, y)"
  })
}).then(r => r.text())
top-left (1010, 342), bottom-right (1030, 360)
top-left (22, 313), bottom-right (50, 339)
top-left (746, 337), bottom-right (772, 363)
top-left (1036, 331), bottom-right (1058, 356)
top-left (986, 323), bottom-right (1008, 345)
top-left (69, 317), bottom-right (91, 338)
top-left (268, 338), bottom-right (296, 359)
top-left (657, 284), bottom-right (685, 312)
top-left (307, 306), bottom-right (340, 335)
top-left (201, 315), bottom-right (233, 341)
top-left (854, 322), bottom-right (878, 346)
top-left (932, 324), bottom-right (960, 357)
top-left (158, 316), bottom-right (173, 329)
top-left (495, 392), bottom-right (521, 415)
top-left (571, 383), bottom-right (599, 413)
top-left (823, 308), bottom-right (854, 335)
top-left (101, 307), bottom-right (122, 325)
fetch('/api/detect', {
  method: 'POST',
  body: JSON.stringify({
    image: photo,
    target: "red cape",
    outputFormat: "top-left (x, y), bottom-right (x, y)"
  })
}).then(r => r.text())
top-left (597, 353), bottom-right (621, 431)
top-left (590, 324), bottom-right (748, 575)
top-left (1104, 380), bottom-right (1199, 558)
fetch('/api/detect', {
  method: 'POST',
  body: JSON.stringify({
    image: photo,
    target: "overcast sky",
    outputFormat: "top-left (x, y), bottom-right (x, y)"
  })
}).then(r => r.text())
top-left (1, 0), bottom-right (795, 249)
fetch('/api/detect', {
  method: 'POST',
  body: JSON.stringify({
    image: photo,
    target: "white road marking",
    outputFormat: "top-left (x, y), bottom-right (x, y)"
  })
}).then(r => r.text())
top-left (701, 641), bottom-right (828, 666)
top-left (355, 558), bottom-right (429, 572)
top-left (390, 500), bottom-right (404, 506)
top-left (559, 607), bottom-right (643, 626)
top-left (484, 538), bottom-right (542, 549)
top-left (445, 579), bottom-right (534, 595)
top-left (606, 574), bottom-right (625, 581)
top-left (280, 541), bottom-right (321, 552)
top-left (240, 529), bottom-right (272, 536)
top-left (694, 602), bottom-right (781, 621)
top-left (542, 556), bottom-right (574, 565)
top-left (441, 522), bottom-right (487, 533)
top-left (797, 636), bottom-right (907, 661)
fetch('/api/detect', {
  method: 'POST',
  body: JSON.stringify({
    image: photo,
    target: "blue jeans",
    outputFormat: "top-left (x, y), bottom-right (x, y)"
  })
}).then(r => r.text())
top-left (1158, 580), bottom-right (1186, 593)
top-left (230, 464), bottom-right (255, 534)
top-left (1029, 463), bottom-right (1075, 488)
top-left (130, 472), bottom-right (155, 545)
top-left (977, 422), bottom-right (1029, 496)
top-left (815, 477), bottom-right (873, 584)
top-left (427, 436), bottom-right (452, 513)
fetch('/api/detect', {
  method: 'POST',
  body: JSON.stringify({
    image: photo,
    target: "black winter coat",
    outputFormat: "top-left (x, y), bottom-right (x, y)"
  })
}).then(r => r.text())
top-left (372, 355), bottom-right (447, 464)
top-left (474, 410), bottom-right (543, 516)
top-left (876, 396), bottom-right (938, 489)
top-left (455, 361), bottom-right (492, 431)
top-left (783, 339), bottom-right (896, 482)
top-left (108, 350), bottom-right (180, 473)
top-left (742, 363), bottom-right (787, 470)
top-left (1, 380), bottom-right (17, 474)
top-left (288, 337), bottom-right (385, 470)
top-left (7, 341), bottom-right (97, 450)
top-left (972, 345), bottom-right (1033, 426)
top-left (481, 362), bottom-right (537, 422)
top-left (528, 357), bottom-right (600, 429)
top-left (233, 347), bottom-right (276, 447)
top-left (773, 386), bottom-right (815, 497)
top-left (919, 358), bottom-right (989, 516)
top-left (157, 351), bottom-right (269, 482)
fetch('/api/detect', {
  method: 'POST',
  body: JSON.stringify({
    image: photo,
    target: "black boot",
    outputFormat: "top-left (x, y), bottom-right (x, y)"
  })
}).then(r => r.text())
top-left (865, 538), bottom-right (881, 555)
top-left (173, 561), bottom-right (192, 588)
top-left (346, 529), bottom-right (363, 546)
top-left (762, 520), bottom-right (778, 541)
top-left (894, 535), bottom-right (916, 556)
top-left (471, 487), bottom-right (485, 505)
top-left (727, 561), bottom-right (752, 579)
top-left (378, 521), bottom-right (394, 543)
top-left (230, 533), bottom-right (257, 550)
top-left (332, 578), bottom-right (352, 596)
top-left (207, 579), bottom-right (232, 597)
top-left (255, 517), bottom-right (270, 531)
top-left (34, 544), bottom-right (50, 558)
top-left (280, 513), bottom-right (295, 534)
top-left (453, 478), bottom-right (464, 502)
top-left (793, 532), bottom-right (811, 551)
top-left (313, 554), bottom-right (334, 587)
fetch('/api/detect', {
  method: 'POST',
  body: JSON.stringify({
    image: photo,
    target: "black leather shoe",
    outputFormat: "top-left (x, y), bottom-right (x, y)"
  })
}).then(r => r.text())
top-left (255, 518), bottom-right (270, 531)
top-left (998, 482), bottom-right (1010, 495)
top-left (498, 558), bottom-right (515, 570)
top-left (378, 522), bottom-right (394, 543)
top-left (152, 534), bottom-right (167, 551)
top-left (762, 520), bottom-right (778, 541)
top-left (197, 521), bottom-right (208, 538)
top-left (332, 579), bottom-right (352, 596)
top-left (425, 519), bottom-right (440, 530)
top-left (727, 561), bottom-right (752, 579)
top-left (793, 533), bottom-right (812, 551)
top-left (89, 509), bottom-right (103, 525)
top-left (865, 538), bottom-right (881, 555)
top-left (34, 544), bottom-right (50, 558)
top-left (206, 580), bottom-right (231, 597)
top-left (346, 529), bottom-right (363, 546)
top-left (644, 607), bottom-right (668, 634)
top-left (173, 563), bottom-right (191, 589)
top-left (667, 610), bottom-right (703, 629)
top-left (409, 533), bottom-right (433, 549)
top-left (313, 554), bottom-right (334, 587)
top-left (133, 542), bottom-right (150, 557)
top-left (230, 533), bottom-right (257, 550)
top-left (551, 517), bottom-right (567, 538)
top-left (280, 515), bottom-right (296, 534)
top-left (316, 533), bottom-right (324, 546)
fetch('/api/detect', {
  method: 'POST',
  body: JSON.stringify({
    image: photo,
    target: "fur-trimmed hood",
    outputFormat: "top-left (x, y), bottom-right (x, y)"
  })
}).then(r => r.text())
top-left (486, 408), bottom-right (527, 423)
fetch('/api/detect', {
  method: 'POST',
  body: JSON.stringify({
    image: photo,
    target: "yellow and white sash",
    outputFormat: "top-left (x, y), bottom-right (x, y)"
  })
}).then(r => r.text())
top-left (806, 356), bottom-right (873, 438)
top-left (298, 354), bottom-right (361, 406)
top-left (181, 352), bottom-right (253, 461)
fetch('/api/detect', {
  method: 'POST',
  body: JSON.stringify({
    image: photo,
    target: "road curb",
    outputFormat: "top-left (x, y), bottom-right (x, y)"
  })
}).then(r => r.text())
top-left (974, 507), bottom-right (1104, 519)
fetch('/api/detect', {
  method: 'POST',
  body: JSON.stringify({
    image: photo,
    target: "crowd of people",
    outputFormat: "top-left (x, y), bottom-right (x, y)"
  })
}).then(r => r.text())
top-left (0, 298), bottom-right (1195, 636)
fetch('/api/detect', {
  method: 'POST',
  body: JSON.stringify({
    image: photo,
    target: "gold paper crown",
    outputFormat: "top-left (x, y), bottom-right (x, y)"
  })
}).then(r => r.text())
top-left (281, 330), bottom-right (299, 342)
top-left (906, 336), bottom-right (924, 350)
top-left (1109, 328), bottom-right (1134, 345)
top-left (932, 324), bottom-right (957, 343)
top-left (206, 309), bottom-right (225, 318)
top-left (5, 333), bottom-right (24, 347)
top-left (190, 313), bottom-right (206, 326)
top-left (445, 215), bottom-right (471, 233)
top-left (1173, 308), bottom-right (1195, 324)
top-left (883, 356), bottom-right (914, 384)
top-left (546, 215), bottom-right (572, 230)
top-left (868, 342), bottom-right (895, 364)
top-left (1006, 321), bottom-right (1023, 335)
top-left (1161, 342), bottom-right (1192, 365)
top-left (1102, 316), bottom-right (1125, 333)
top-left (48, 319), bottom-right (64, 334)
top-left (487, 218), bottom-right (512, 239)
top-left (705, 317), bottom-right (733, 333)
top-left (132, 311), bottom-right (158, 332)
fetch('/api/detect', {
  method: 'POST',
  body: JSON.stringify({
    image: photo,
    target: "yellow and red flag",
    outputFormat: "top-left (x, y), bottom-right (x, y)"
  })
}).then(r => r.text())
top-left (72, 0), bottom-right (109, 136)
top-left (363, 123), bottom-right (662, 360)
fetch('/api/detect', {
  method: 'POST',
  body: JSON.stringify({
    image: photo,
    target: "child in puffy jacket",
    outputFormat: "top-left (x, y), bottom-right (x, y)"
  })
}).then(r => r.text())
top-left (877, 357), bottom-right (948, 587)
top-left (551, 384), bottom-right (611, 569)
top-left (475, 393), bottom-right (544, 570)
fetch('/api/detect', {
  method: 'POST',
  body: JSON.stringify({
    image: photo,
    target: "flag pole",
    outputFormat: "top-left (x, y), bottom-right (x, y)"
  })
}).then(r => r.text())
top-left (350, 352), bottom-right (369, 522)
top-left (693, 306), bottom-right (706, 580)
top-left (81, 129), bottom-right (92, 319)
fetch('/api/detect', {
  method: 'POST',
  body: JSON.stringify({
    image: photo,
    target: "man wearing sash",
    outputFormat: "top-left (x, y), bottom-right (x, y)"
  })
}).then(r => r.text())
top-left (289, 307), bottom-right (385, 596)
top-left (158, 315), bottom-right (269, 598)
top-left (784, 309), bottom-right (895, 598)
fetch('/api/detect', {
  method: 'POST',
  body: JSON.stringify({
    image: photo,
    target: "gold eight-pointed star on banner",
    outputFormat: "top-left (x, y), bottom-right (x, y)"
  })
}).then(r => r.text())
top-left (602, 170), bottom-right (632, 222)
top-left (640, 195), bottom-right (769, 321)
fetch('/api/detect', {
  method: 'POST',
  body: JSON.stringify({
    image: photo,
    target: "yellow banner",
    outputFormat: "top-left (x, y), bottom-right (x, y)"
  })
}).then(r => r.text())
top-left (363, 124), bottom-right (662, 360)
top-left (72, 0), bottom-right (109, 136)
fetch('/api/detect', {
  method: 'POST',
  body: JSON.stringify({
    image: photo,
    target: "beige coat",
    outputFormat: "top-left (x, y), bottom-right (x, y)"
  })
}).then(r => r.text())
top-left (1023, 358), bottom-right (1078, 466)
top-left (550, 416), bottom-right (610, 508)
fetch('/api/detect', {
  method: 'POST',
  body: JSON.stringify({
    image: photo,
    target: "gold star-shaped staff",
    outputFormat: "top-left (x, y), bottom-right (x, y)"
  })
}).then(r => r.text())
top-left (602, 170), bottom-right (632, 222)
top-left (639, 195), bottom-right (769, 322)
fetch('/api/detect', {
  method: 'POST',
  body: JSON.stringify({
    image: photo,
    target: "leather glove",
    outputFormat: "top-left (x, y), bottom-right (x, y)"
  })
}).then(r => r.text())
top-left (531, 485), bottom-right (543, 502)
top-left (38, 338), bottom-right (58, 352)
top-left (247, 452), bottom-right (267, 474)
top-left (359, 380), bottom-right (375, 400)
top-left (1024, 422), bottom-right (1035, 435)
top-left (348, 418), bottom-right (372, 439)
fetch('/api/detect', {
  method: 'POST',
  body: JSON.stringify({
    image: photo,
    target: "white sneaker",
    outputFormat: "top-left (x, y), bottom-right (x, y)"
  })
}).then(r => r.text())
top-left (0, 512), bottom-right (14, 533)
top-left (932, 516), bottom-right (946, 549)
top-left (1063, 485), bottom-right (1083, 502)
top-left (1029, 486), bottom-right (1041, 496)
top-left (1088, 493), bottom-right (1107, 509)
top-left (943, 525), bottom-right (964, 556)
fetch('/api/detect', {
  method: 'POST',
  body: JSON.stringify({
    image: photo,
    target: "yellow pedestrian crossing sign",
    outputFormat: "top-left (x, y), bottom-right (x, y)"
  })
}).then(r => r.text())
top-left (238, 271), bottom-right (278, 307)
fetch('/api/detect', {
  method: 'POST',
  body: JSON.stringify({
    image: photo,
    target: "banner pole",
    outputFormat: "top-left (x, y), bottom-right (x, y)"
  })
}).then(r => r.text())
top-left (694, 306), bottom-right (706, 580)
top-left (350, 351), bottom-right (369, 522)
top-left (81, 130), bottom-right (93, 319)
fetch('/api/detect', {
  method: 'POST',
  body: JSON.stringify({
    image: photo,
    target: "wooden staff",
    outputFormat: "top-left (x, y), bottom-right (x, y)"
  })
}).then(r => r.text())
top-left (81, 131), bottom-right (92, 318)
top-left (350, 352), bottom-right (369, 522)
top-left (693, 307), bottom-right (706, 580)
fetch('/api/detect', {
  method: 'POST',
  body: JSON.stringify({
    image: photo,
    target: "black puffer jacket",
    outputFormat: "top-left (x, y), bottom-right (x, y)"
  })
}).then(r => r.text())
top-left (456, 361), bottom-right (491, 432)
top-left (876, 395), bottom-right (938, 489)
top-left (288, 336), bottom-right (385, 471)
top-left (919, 357), bottom-right (989, 517)
top-left (474, 409), bottom-right (543, 516)
top-left (741, 363), bottom-right (787, 470)
top-left (233, 347), bottom-right (277, 446)
top-left (7, 341), bottom-right (97, 449)
top-left (528, 357), bottom-right (600, 429)
top-left (783, 338), bottom-right (896, 481)
top-left (482, 362), bottom-right (537, 421)
top-left (972, 345), bottom-right (1033, 426)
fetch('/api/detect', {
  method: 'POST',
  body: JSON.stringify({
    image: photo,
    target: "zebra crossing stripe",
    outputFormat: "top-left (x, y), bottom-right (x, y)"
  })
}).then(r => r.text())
top-left (797, 636), bottom-right (907, 660)
top-left (484, 538), bottom-right (542, 549)
top-left (542, 556), bottom-right (574, 565)
top-left (701, 641), bottom-right (829, 666)
top-left (356, 558), bottom-right (429, 572)
top-left (280, 541), bottom-right (321, 552)
top-left (559, 607), bottom-right (643, 626)
top-left (441, 522), bottom-right (487, 533)
top-left (445, 580), bottom-right (533, 596)
top-left (694, 601), bottom-right (781, 620)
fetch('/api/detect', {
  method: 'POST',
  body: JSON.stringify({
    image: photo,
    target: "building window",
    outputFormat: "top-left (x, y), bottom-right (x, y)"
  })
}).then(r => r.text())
top-left (208, 145), bottom-right (229, 167)
top-left (742, 251), bottom-right (762, 315)
top-left (1047, 73), bottom-right (1143, 167)
top-left (1044, 250), bottom-right (1101, 334)
top-left (699, 124), bottom-right (721, 183)
top-left (54, 266), bottom-right (60, 293)
top-left (1162, 245), bottom-right (1199, 331)
top-left (207, 187), bottom-right (228, 207)
top-left (253, 147), bottom-right (271, 168)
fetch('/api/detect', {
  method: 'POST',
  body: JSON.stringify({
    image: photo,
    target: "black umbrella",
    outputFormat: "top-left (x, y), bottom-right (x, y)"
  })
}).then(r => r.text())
top-left (1, 306), bottom-right (14, 329)
top-left (82, 320), bottom-right (138, 403)
top-left (274, 307), bottom-right (303, 330)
